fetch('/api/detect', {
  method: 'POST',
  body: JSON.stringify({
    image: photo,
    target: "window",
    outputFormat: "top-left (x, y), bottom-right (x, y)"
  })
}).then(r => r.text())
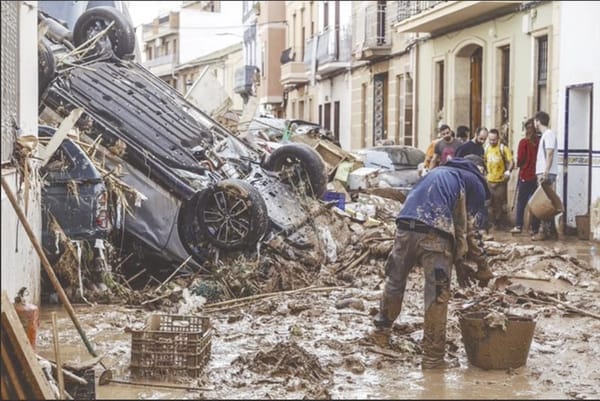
top-left (324, 102), bottom-right (331, 130)
top-left (299, 100), bottom-right (305, 120)
top-left (164, 41), bottom-right (169, 56)
top-left (318, 104), bottom-right (323, 126)
top-left (334, 101), bottom-right (340, 141)
top-left (436, 61), bottom-right (444, 119)
top-left (146, 46), bottom-right (153, 60)
top-left (397, 74), bottom-right (414, 146)
top-left (323, 2), bottom-right (329, 30)
top-left (536, 35), bottom-right (548, 112)
top-left (500, 46), bottom-right (510, 125)
top-left (308, 98), bottom-right (313, 121)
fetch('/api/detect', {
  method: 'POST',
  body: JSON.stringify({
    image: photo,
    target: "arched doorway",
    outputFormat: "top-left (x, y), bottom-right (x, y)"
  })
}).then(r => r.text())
top-left (454, 44), bottom-right (483, 133)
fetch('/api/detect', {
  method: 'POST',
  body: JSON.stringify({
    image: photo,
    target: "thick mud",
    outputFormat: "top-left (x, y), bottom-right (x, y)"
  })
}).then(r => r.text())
top-left (35, 228), bottom-right (600, 400)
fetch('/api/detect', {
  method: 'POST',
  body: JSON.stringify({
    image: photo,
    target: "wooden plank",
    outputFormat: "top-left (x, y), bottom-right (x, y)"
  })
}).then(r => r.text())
top-left (39, 108), bottom-right (84, 165)
top-left (1, 372), bottom-right (17, 400)
top-left (1, 291), bottom-right (55, 399)
top-left (52, 312), bottom-right (65, 399)
top-left (1, 338), bottom-right (26, 400)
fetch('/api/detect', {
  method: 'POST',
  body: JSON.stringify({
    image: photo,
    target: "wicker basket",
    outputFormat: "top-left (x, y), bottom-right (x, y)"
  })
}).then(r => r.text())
top-left (130, 314), bottom-right (212, 380)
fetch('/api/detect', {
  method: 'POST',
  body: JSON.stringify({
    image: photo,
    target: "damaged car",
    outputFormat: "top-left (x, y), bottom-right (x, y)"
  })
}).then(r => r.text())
top-left (38, 7), bottom-right (328, 268)
top-left (351, 145), bottom-right (425, 193)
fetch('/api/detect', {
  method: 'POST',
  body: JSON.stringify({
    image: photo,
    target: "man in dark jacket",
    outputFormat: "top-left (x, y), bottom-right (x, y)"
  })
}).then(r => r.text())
top-left (371, 157), bottom-right (492, 369)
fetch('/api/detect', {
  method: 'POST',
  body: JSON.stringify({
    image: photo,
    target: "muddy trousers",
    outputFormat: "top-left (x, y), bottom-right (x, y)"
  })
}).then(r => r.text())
top-left (487, 181), bottom-right (508, 228)
top-left (374, 228), bottom-right (453, 368)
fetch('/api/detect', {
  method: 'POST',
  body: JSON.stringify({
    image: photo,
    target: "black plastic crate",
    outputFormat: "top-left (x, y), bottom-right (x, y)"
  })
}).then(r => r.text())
top-left (130, 314), bottom-right (212, 380)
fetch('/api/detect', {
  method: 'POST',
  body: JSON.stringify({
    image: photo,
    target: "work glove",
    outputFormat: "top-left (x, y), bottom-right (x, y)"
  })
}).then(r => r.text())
top-left (455, 259), bottom-right (477, 288)
top-left (503, 170), bottom-right (511, 181)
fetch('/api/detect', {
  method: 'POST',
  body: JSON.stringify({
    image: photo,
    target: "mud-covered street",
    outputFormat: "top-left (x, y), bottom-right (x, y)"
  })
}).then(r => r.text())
top-left (35, 223), bottom-right (600, 400)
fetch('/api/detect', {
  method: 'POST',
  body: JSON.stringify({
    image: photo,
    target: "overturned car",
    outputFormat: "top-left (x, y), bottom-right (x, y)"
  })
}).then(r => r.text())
top-left (38, 7), bottom-right (328, 268)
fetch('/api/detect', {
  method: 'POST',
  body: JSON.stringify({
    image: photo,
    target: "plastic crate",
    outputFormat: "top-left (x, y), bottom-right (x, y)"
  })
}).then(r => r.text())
top-left (322, 191), bottom-right (345, 210)
top-left (130, 314), bottom-right (212, 380)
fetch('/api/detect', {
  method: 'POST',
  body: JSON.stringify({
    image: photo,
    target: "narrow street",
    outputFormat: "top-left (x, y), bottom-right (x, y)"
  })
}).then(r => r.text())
top-left (35, 231), bottom-right (600, 400)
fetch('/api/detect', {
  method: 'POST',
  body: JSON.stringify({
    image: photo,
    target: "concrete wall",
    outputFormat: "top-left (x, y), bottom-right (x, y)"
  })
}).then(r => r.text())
top-left (1, 1), bottom-right (42, 304)
top-left (555, 1), bottom-right (600, 240)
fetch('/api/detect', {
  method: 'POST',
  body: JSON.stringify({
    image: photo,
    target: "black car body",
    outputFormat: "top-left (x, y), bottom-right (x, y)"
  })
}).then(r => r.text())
top-left (39, 125), bottom-right (111, 258)
top-left (38, 8), bottom-right (327, 268)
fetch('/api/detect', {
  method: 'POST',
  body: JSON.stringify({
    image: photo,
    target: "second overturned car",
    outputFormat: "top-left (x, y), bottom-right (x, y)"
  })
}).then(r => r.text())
top-left (38, 6), bottom-right (328, 268)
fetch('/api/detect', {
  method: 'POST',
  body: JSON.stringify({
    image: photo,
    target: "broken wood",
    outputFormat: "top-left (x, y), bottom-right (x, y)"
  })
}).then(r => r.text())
top-left (154, 255), bottom-right (193, 293)
top-left (335, 250), bottom-right (370, 274)
top-left (202, 286), bottom-right (346, 312)
top-left (542, 295), bottom-right (600, 320)
top-left (51, 312), bottom-right (65, 400)
top-left (505, 275), bottom-right (552, 282)
top-left (124, 267), bottom-right (146, 286)
top-left (38, 359), bottom-right (87, 386)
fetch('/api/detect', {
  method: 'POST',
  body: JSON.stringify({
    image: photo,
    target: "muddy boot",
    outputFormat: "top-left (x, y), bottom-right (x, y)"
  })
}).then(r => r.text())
top-left (364, 327), bottom-right (392, 347)
top-left (373, 294), bottom-right (403, 329)
top-left (421, 302), bottom-right (451, 369)
top-left (475, 265), bottom-right (494, 288)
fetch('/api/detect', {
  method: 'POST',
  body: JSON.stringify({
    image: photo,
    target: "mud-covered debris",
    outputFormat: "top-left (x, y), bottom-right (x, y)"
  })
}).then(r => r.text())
top-left (334, 297), bottom-right (365, 311)
top-left (484, 310), bottom-right (508, 330)
top-left (232, 341), bottom-right (332, 384)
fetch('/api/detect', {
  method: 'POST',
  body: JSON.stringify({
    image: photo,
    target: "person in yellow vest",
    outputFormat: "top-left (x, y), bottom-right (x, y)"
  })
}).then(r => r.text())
top-left (483, 129), bottom-right (514, 231)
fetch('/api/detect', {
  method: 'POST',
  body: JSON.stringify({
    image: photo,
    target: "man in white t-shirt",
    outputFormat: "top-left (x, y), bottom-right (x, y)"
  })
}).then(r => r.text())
top-left (532, 111), bottom-right (559, 241)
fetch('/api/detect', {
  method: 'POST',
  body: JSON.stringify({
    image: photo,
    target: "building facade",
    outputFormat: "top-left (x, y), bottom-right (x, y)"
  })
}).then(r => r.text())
top-left (1, 1), bottom-right (42, 303)
top-left (141, 1), bottom-right (243, 94)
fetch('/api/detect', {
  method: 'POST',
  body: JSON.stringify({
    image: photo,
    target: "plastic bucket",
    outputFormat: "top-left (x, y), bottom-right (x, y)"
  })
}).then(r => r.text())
top-left (527, 183), bottom-right (563, 220)
top-left (459, 312), bottom-right (536, 370)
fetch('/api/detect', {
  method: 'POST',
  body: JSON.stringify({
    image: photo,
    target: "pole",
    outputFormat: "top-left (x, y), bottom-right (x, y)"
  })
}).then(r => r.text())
top-left (1, 176), bottom-right (98, 357)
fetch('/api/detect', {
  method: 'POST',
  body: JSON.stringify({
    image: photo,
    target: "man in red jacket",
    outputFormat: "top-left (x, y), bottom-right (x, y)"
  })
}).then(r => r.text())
top-left (510, 119), bottom-right (541, 234)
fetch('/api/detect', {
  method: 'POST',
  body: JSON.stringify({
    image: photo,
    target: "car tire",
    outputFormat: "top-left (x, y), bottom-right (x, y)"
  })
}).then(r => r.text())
top-left (39, 39), bottom-right (55, 95)
top-left (72, 6), bottom-right (135, 59)
top-left (263, 143), bottom-right (328, 198)
top-left (196, 179), bottom-right (269, 251)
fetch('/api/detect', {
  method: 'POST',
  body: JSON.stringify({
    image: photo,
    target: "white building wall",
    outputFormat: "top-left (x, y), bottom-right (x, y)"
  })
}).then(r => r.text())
top-left (179, 2), bottom-right (243, 64)
top-left (556, 1), bottom-right (600, 240)
top-left (1, 1), bottom-right (42, 304)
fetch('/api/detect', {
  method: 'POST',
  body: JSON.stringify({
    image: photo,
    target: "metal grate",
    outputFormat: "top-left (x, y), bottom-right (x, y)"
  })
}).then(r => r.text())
top-left (1, 1), bottom-right (19, 162)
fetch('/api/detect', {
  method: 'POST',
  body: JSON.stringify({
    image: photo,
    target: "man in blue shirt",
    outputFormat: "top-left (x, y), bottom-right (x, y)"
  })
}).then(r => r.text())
top-left (371, 156), bottom-right (492, 369)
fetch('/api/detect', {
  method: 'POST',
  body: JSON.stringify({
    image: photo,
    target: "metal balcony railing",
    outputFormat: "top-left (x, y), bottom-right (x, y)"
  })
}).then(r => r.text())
top-left (396, 0), bottom-right (445, 22)
top-left (304, 27), bottom-right (352, 68)
top-left (353, 2), bottom-right (393, 49)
